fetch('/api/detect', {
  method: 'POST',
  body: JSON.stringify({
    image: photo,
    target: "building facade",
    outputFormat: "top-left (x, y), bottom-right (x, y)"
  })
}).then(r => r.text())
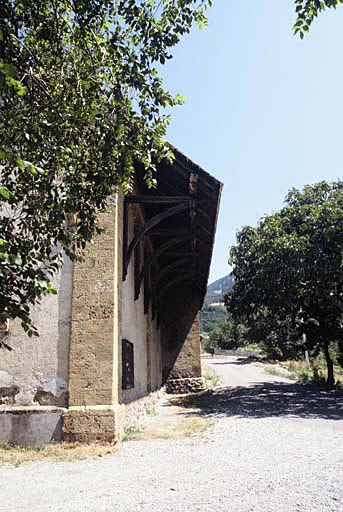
top-left (0, 147), bottom-right (222, 445)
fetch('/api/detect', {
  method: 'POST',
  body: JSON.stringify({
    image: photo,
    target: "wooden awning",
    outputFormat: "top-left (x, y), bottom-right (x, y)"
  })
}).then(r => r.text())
top-left (123, 145), bottom-right (222, 376)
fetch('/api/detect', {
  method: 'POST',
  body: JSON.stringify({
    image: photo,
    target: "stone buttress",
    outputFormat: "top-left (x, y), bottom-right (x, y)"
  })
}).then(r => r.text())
top-left (63, 195), bottom-right (126, 442)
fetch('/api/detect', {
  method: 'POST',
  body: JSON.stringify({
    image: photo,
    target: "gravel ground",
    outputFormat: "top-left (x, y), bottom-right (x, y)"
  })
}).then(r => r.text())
top-left (1, 356), bottom-right (343, 512)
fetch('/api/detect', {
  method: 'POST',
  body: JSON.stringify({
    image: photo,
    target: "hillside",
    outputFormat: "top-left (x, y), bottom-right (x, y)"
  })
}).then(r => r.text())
top-left (204, 274), bottom-right (234, 306)
top-left (200, 274), bottom-right (233, 333)
top-left (207, 274), bottom-right (234, 297)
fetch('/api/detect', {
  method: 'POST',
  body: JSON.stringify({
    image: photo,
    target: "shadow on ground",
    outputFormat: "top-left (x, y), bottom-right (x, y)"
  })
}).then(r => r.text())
top-left (210, 357), bottom-right (263, 366)
top-left (170, 382), bottom-right (343, 421)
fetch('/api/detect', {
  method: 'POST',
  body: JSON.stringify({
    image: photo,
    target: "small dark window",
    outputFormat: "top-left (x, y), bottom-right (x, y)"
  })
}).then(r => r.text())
top-left (122, 339), bottom-right (134, 389)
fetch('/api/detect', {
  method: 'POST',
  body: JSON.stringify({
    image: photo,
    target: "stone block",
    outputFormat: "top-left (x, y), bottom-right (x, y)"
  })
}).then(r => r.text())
top-left (165, 377), bottom-right (206, 395)
top-left (0, 407), bottom-right (65, 446)
top-left (62, 405), bottom-right (125, 443)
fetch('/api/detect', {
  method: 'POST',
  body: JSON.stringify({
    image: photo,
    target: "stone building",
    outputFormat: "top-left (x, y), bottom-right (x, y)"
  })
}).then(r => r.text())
top-left (0, 146), bottom-right (222, 445)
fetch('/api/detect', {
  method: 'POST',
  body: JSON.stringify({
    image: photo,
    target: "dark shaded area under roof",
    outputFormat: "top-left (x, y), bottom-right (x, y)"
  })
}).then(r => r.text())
top-left (126, 145), bottom-right (222, 381)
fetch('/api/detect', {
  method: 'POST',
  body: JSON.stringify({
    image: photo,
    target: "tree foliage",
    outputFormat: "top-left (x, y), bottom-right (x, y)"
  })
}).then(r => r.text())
top-left (293, 0), bottom-right (343, 38)
top-left (0, 0), bottom-right (210, 337)
top-left (207, 321), bottom-right (248, 351)
top-left (199, 305), bottom-right (229, 334)
top-left (244, 309), bottom-right (306, 361)
top-left (226, 181), bottom-right (343, 385)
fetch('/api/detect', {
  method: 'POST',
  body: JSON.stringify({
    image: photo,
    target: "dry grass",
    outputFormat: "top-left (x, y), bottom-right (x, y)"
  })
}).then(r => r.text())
top-left (264, 363), bottom-right (297, 380)
top-left (264, 359), bottom-right (343, 388)
top-left (126, 416), bottom-right (211, 441)
top-left (202, 362), bottom-right (221, 389)
top-left (123, 394), bottom-right (213, 442)
top-left (0, 441), bottom-right (118, 466)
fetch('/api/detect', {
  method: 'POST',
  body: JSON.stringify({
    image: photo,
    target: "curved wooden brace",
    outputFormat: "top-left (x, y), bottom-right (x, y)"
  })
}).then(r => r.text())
top-left (155, 258), bottom-right (193, 288)
top-left (135, 234), bottom-right (193, 301)
top-left (123, 201), bottom-right (191, 280)
top-left (143, 257), bottom-right (194, 312)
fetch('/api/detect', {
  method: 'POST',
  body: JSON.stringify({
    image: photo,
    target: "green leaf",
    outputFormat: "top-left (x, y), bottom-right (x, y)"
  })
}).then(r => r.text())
top-left (22, 161), bottom-right (37, 174)
top-left (1, 62), bottom-right (17, 78)
top-left (16, 158), bottom-right (25, 171)
top-left (0, 0), bottom-right (211, 336)
top-left (0, 186), bottom-right (10, 200)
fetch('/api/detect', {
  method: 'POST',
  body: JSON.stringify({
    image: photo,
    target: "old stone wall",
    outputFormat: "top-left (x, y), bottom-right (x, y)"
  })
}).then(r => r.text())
top-left (0, 190), bottom-right (205, 444)
top-left (0, 406), bottom-right (66, 446)
top-left (124, 389), bottom-right (162, 431)
top-left (168, 314), bottom-right (202, 379)
top-left (0, 254), bottom-right (73, 445)
top-left (166, 314), bottom-right (205, 394)
top-left (63, 194), bottom-right (125, 443)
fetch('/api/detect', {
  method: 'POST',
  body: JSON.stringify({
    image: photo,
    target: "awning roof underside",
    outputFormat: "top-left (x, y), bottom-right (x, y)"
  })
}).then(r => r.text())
top-left (125, 145), bottom-right (222, 321)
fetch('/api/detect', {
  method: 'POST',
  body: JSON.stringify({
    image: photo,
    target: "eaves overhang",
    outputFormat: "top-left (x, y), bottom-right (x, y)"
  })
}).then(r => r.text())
top-left (124, 144), bottom-right (222, 320)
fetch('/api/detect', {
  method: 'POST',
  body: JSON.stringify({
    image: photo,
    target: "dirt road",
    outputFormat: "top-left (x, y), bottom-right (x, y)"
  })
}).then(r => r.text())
top-left (1, 356), bottom-right (343, 512)
top-left (206, 355), bottom-right (290, 387)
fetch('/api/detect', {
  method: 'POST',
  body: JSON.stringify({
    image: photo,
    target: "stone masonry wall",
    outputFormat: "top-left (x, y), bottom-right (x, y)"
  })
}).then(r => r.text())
top-left (63, 194), bottom-right (125, 443)
top-left (166, 314), bottom-right (205, 394)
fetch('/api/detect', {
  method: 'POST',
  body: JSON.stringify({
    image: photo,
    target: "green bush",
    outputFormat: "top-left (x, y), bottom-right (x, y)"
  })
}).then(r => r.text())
top-left (207, 322), bottom-right (248, 350)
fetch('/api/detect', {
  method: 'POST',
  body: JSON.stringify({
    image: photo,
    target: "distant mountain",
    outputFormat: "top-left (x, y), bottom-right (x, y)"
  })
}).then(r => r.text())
top-left (207, 274), bottom-right (234, 298)
top-left (200, 274), bottom-right (233, 333)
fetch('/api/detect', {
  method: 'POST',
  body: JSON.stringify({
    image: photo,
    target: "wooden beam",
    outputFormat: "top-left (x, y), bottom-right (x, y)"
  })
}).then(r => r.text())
top-left (122, 198), bottom-right (129, 279)
top-left (123, 201), bottom-right (191, 280)
top-left (149, 228), bottom-right (192, 237)
top-left (134, 234), bottom-right (193, 300)
top-left (173, 157), bottom-right (219, 194)
top-left (126, 195), bottom-right (192, 204)
top-left (154, 258), bottom-right (194, 287)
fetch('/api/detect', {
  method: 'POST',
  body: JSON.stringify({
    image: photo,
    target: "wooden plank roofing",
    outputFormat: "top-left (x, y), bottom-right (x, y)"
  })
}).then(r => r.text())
top-left (126, 145), bottom-right (222, 319)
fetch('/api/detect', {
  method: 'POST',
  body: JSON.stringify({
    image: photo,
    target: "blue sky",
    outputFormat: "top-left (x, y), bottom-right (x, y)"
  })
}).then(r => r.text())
top-left (158, 1), bottom-right (343, 283)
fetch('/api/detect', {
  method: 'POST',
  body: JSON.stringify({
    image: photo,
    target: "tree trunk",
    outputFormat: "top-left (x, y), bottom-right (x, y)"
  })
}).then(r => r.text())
top-left (338, 340), bottom-right (343, 368)
top-left (304, 349), bottom-right (311, 370)
top-left (323, 339), bottom-right (335, 387)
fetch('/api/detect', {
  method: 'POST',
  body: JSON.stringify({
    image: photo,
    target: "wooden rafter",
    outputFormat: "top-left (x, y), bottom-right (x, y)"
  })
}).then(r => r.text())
top-left (123, 197), bottom-right (196, 280)
top-left (134, 234), bottom-right (193, 300)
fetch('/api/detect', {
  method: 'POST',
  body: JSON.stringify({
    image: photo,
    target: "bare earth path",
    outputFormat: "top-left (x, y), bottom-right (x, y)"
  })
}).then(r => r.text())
top-left (1, 356), bottom-right (343, 512)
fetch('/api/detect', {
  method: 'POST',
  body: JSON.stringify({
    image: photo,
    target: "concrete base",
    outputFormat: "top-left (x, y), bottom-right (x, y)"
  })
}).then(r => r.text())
top-left (0, 406), bottom-right (66, 446)
top-left (62, 405), bottom-right (125, 443)
top-left (165, 377), bottom-right (206, 394)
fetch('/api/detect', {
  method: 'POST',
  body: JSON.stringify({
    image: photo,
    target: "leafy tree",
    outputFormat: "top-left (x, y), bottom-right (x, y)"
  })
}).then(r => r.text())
top-left (226, 181), bottom-right (343, 386)
top-left (293, 0), bottom-right (343, 38)
top-left (199, 305), bottom-right (229, 334)
top-left (0, 0), bottom-right (210, 337)
top-left (208, 321), bottom-right (248, 351)
top-left (244, 309), bottom-right (306, 361)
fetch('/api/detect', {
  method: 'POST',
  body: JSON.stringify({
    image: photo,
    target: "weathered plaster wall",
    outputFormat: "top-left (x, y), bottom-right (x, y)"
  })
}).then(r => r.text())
top-left (121, 204), bottom-right (162, 403)
top-left (122, 246), bottom-right (148, 402)
top-left (0, 407), bottom-right (65, 446)
top-left (149, 315), bottom-right (162, 392)
top-left (0, 255), bottom-right (73, 406)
